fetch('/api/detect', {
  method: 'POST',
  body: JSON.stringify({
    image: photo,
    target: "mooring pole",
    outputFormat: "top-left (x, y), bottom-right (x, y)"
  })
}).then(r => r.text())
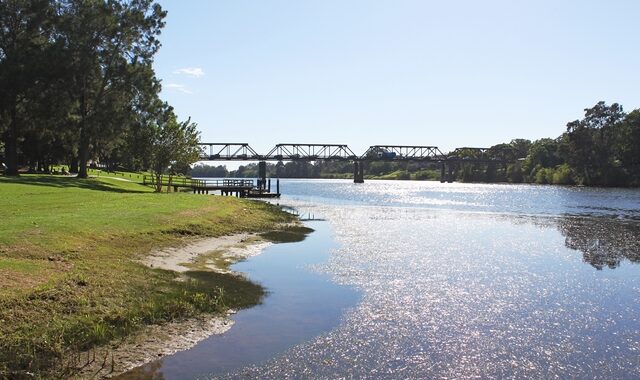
top-left (276, 178), bottom-right (280, 195)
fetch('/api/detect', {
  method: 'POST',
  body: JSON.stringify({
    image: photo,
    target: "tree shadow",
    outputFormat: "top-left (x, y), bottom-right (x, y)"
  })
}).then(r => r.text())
top-left (0, 175), bottom-right (149, 194)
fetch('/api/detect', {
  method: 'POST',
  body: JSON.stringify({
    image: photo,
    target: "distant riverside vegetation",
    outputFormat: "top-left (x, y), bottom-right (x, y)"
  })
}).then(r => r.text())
top-left (0, 0), bottom-right (201, 190)
top-left (193, 102), bottom-right (640, 187)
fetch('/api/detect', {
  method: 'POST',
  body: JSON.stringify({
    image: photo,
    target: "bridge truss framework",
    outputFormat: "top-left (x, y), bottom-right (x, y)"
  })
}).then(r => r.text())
top-left (197, 143), bottom-right (522, 183)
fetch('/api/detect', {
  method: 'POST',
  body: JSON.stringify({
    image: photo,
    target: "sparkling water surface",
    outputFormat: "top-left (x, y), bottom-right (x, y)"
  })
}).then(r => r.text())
top-left (127, 180), bottom-right (640, 379)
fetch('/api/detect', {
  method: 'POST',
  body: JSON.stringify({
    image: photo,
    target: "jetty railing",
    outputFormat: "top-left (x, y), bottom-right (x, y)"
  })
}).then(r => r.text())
top-left (141, 175), bottom-right (280, 198)
top-left (142, 175), bottom-right (205, 188)
top-left (142, 175), bottom-right (256, 189)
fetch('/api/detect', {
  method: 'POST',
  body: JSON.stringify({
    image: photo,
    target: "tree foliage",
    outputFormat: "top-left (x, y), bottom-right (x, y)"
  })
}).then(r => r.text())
top-left (148, 108), bottom-right (200, 192)
top-left (566, 102), bottom-right (626, 185)
top-left (58, 0), bottom-right (166, 178)
top-left (0, 0), bottom-right (55, 175)
top-left (0, 0), bottom-right (203, 182)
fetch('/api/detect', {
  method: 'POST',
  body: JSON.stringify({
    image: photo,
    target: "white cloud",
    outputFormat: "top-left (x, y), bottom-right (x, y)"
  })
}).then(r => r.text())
top-left (173, 67), bottom-right (205, 78)
top-left (165, 83), bottom-right (192, 94)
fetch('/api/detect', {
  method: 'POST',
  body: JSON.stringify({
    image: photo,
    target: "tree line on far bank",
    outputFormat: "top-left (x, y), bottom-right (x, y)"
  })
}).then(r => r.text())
top-left (192, 102), bottom-right (640, 187)
top-left (0, 0), bottom-right (200, 187)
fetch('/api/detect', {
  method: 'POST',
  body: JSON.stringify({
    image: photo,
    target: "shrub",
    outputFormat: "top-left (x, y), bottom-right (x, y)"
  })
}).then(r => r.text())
top-left (551, 164), bottom-right (575, 185)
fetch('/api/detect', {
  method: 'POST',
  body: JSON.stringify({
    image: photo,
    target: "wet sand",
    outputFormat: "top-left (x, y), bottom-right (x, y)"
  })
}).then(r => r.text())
top-left (74, 233), bottom-right (271, 379)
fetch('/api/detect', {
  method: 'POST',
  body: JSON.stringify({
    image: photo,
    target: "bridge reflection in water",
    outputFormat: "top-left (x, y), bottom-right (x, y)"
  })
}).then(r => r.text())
top-left (197, 143), bottom-right (524, 184)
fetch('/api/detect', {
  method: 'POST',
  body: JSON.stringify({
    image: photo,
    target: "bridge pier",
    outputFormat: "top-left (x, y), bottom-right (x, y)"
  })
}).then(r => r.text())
top-left (258, 161), bottom-right (267, 191)
top-left (439, 162), bottom-right (456, 183)
top-left (354, 161), bottom-right (364, 183)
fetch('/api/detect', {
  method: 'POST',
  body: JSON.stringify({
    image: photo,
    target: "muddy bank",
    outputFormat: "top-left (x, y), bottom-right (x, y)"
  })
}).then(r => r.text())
top-left (74, 312), bottom-right (235, 378)
top-left (75, 233), bottom-right (272, 379)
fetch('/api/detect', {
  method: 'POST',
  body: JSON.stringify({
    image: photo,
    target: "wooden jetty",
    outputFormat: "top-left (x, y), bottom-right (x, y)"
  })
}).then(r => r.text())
top-left (142, 175), bottom-right (281, 198)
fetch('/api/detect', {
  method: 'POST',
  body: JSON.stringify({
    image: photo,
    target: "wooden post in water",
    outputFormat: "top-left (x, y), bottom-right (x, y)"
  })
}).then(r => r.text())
top-left (277, 179), bottom-right (280, 195)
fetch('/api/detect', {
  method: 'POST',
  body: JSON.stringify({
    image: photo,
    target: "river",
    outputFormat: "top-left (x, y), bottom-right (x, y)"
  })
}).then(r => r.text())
top-left (124, 180), bottom-right (640, 379)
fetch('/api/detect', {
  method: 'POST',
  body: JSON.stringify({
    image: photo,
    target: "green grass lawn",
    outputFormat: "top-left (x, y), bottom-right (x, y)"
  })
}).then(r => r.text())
top-left (0, 174), bottom-right (295, 378)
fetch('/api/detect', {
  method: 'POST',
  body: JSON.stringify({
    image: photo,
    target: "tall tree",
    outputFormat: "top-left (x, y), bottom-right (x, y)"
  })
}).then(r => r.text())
top-left (566, 102), bottom-right (626, 185)
top-left (618, 109), bottom-right (640, 183)
top-left (509, 138), bottom-right (532, 159)
top-left (522, 138), bottom-right (563, 176)
top-left (149, 107), bottom-right (201, 192)
top-left (59, 0), bottom-right (165, 178)
top-left (113, 63), bottom-right (162, 171)
top-left (0, 0), bottom-right (55, 175)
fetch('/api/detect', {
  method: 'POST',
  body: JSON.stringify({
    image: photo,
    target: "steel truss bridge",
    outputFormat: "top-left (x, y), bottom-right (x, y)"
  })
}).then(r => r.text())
top-left (198, 143), bottom-right (521, 183)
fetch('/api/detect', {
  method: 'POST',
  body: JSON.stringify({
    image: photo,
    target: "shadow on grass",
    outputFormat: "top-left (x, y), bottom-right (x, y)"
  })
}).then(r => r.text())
top-left (0, 175), bottom-right (148, 194)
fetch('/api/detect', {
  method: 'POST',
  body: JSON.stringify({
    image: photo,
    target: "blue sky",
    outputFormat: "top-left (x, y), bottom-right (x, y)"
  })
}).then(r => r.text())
top-left (153, 0), bottom-right (640, 156)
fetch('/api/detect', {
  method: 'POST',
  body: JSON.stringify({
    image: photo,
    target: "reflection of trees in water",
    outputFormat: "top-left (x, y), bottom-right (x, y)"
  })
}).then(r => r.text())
top-left (557, 217), bottom-right (640, 270)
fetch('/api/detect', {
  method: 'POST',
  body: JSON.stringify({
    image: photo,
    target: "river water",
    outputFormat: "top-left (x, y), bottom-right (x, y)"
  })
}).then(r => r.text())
top-left (125, 180), bottom-right (640, 379)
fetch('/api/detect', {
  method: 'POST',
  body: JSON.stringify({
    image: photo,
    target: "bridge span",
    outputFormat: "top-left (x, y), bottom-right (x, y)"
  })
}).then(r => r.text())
top-left (197, 143), bottom-right (521, 184)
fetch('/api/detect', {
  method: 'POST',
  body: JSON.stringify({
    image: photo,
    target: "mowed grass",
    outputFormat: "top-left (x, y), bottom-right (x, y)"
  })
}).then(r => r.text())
top-left (0, 174), bottom-right (295, 378)
top-left (1, 175), bottom-right (192, 250)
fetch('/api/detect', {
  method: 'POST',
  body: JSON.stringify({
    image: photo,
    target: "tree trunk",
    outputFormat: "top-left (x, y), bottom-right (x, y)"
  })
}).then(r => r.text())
top-left (3, 103), bottom-right (19, 176)
top-left (78, 131), bottom-right (89, 178)
top-left (77, 85), bottom-right (89, 178)
top-left (154, 171), bottom-right (163, 192)
top-left (166, 175), bottom-right (173, 193)
top-left (70, 156), bottom-right (78, 173)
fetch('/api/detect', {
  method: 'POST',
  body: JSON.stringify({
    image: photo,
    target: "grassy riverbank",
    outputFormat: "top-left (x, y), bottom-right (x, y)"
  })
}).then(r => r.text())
top-left (0, 174), bottom-right (295, 378)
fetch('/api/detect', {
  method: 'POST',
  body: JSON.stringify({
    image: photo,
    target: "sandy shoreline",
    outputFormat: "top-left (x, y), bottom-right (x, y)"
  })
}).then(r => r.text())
top-left (144, 233), bottom-right (271, 273)
top-left (75, 233), bottom-right (271, 379)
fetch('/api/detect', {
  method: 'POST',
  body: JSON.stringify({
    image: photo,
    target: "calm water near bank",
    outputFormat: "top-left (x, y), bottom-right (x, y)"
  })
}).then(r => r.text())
top-left (127, 180), bottom-right (640, 379)
top-left (119, 220), bottom-right (359, 379)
